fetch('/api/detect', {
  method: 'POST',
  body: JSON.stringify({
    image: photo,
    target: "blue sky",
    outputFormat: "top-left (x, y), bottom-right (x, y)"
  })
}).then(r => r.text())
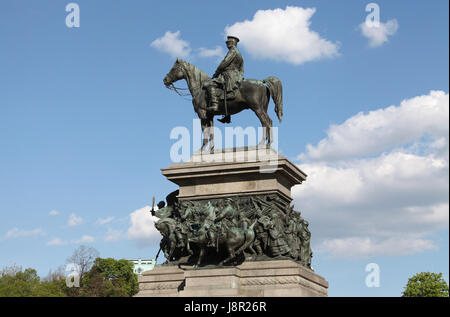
top-left (0, 0), bottom-right (448, 297)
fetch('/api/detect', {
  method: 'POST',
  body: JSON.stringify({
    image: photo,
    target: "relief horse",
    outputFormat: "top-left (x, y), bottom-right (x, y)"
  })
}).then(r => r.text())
top-left (188, 221), bottom-right (257, 268)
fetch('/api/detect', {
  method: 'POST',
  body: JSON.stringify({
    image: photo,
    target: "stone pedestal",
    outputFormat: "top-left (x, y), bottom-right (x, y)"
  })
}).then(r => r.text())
top-left (161, 146), bottom-right (307, 204)
top-left (135, 266), bottom-right (185, 297)
top-left (136, 260), bottom-right (328, 297)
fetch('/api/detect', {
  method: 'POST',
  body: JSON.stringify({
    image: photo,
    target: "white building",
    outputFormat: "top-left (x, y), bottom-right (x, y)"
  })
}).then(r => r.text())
top-left (128, 258), bottom-right (156, 275)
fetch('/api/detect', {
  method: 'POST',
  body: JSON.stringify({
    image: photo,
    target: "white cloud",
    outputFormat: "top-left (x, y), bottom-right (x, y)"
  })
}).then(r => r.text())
top-left (72, 235), bottom-right (95, 244)
top-left (151, 30), bottom-right (191, 58)
top-left (225, 6), bottom-right (339, 65)
top-left (127, 206), bottom-right (160, 247)
top-left (67, 213), bottom-right (83, 227)
top-left (299, 91), bottom-right (449, 163)
top-left (294, 91), bottom-right (449, 258)
top-left (4, 228), bottom-right (46, 239)
top-left (360, 19), bottom-right (399, 47)
top-left (104, 228), bottom-right (123, 242)
top-left (96, 216), bottom-right (115, 225)
top-left (198, 46), bottom-right (225, 59)
top-left (319, 237), bottom-right (437, 259)
top-left (46, 235), bottom-right (96, 246)
top-left (49, 210), bottom-right (60, 216)
top-left (46, 237), bottom-right (68, 246)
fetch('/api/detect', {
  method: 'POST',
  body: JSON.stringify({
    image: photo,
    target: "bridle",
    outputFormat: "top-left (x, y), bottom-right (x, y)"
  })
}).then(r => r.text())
top-left (165, 61), bottom-right (204, 100)
top-left (165, 63), bottom-right (191, 97)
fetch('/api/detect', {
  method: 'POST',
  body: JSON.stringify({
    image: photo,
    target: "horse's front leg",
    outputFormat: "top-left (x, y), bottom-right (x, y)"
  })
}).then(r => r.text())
top-left (268, 126), bottom-right (273, 146)
top-left (168, 239), bottom-right (177, 261)
top-left (194, 247), bottom-right (205, 268)
top-left (186, 235), bottom-right (193, 255)
top-left (208, 118), bottom-right (214, 153)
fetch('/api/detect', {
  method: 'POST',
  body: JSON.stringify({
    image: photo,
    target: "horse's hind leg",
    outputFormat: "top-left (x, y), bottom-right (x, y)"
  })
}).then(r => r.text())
top-left (249, 107), bottom-right (264, 146)
top-left (219, 245), bottom-right (237, 266)
top-left (262, 112), bottom-right (273, 145)
top-left (252, 108), bottom-right (271, 146)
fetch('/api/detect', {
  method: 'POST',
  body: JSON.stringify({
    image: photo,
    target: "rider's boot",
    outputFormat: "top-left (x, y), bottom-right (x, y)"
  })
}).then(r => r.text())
top-left (207, 87), bottom-right (219, 112)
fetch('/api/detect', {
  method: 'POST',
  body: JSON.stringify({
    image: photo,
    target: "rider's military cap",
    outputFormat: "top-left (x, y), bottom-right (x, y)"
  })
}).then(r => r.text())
top-left (226, 36), bottom-right (240, 43)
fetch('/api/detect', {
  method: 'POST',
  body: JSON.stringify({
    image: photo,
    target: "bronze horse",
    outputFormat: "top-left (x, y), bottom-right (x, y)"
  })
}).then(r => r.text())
top-left (188, 221), bottom-right (257, 267)
top-left (163, 58), bottom-right (283, 151)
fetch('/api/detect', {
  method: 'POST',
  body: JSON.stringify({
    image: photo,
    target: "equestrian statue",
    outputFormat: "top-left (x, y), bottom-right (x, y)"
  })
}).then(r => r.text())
top-left (163, 36), bottom-right (283, 152)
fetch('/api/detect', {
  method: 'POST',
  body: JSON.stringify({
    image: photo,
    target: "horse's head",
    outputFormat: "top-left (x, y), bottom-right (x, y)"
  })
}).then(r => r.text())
top-left (163, 58), bottom-right (185, 87)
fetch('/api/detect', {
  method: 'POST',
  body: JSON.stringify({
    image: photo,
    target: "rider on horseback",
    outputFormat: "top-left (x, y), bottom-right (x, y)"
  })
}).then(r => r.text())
top-left (197, 201), bottom-right (218, 248)
top-left (203, 36), bottom-right (244, 124)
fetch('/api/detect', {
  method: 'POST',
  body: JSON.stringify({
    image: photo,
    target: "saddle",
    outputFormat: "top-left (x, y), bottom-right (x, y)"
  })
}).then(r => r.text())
top-left (216, 87), bottom-right (239, 101)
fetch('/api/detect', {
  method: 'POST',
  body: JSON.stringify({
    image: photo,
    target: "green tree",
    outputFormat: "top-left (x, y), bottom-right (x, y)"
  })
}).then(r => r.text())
top-left (0, 266), bottom-right (40, 297)
top-left (80, 258), bottom-right (138, 297)
top-left (402, 272), bottom-right (449, 297)
top-left (0, 265), bottom-right (66, 297)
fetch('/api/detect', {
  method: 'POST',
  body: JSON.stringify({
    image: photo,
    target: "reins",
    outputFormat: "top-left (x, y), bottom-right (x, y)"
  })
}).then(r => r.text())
top-left (165, 61), bottom-right (205, 101)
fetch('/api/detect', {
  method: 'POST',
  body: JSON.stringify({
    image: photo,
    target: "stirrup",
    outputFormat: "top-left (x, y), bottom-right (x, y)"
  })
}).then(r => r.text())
top-left (218, 115), bottom-right (231, 124)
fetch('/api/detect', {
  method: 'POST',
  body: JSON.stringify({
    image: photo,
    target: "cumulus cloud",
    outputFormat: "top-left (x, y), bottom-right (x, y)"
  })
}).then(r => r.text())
top-left (67, 213), bottom-right (83, 227)
top-left (360, 19), bottom-right (399, 47)
top-left (72, 235), bottom-right (95, 244)
top-left (4, 228), bottom-right (46, 239)
top-left (294, 90), bottom-right (449, 258)
top-left (225, 6), bottom-right (339, 65)
top-left (299, 91), bottom-right (449, 163)
top-left (151, 30), bottom-right (191, 58)
top-left (46, 235), bottom-right (95, 246)
top-left (104, 228), bottom-right (123, 242)
top-left (96, 216), bottom-right (115, 225)
top-left (319, 237), bottom-right (438, 258)
top-left (197, 46), bottom-right (225, 59)
top-left (49, 210), bottom-right (60, 216)
top-left (46, 237), bottom-right (67, 246)
top-left (127, 206), bottom-right (160, 247)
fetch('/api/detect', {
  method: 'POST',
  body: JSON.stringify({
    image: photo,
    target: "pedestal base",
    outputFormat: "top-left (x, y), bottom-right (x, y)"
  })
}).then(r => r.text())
top-left (136, 260), bottom-right (328, 297)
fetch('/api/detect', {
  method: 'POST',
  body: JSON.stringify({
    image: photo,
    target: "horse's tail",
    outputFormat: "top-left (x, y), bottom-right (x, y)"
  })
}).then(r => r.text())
top-left (263, 76), bottom-right (283, 123)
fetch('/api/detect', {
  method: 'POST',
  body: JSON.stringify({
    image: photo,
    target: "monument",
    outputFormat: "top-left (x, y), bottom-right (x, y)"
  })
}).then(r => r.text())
top-left (136, 36), bottom-right (328, 297)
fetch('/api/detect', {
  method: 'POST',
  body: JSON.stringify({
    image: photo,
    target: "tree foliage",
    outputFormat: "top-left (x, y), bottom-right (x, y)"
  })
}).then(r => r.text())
top-left (80, 258), bottom-right (138, 297)
top-left (0, 246), bottom-right (138, 297)
top-left (0, 265), bottom-right (66, 297)
top-left (402, 272), bottom-right (449, 297)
